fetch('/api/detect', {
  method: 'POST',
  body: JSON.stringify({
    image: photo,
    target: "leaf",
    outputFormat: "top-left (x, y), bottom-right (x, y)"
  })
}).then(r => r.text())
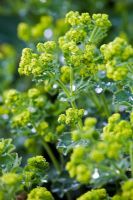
top-left (113, 89), bottom-right (133, 107)
top-left (57, 132), bottom-right (89, 156)
top-left (51, 170), bottom-right (80, 198)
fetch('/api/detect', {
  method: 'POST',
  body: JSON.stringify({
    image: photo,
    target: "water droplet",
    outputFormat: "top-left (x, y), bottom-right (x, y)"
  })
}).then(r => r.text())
top-left (106, 82), bottom-right (111, 86)
top-left (92, 168), bottom-right (99, 179)
top-left (129, 96), bottom-right (133, 102)
top-left (95, 87), bottom-right (103, 94)
top-left (119, 105), bottom-right (127, 112)
top-left (84, 110), bottom-right (88, 115)
top-left (59, 55), bottom-right (65, 64)
top-left (60, 97), bottom-right (67, 102)
top-left (40, 0), bottom-right (47, 2)
top-left (31, 128), bottom-right (36, 133)
top-left (72, 85), bottom-right (76, 91)
top-left (44, 29), bottom-right (53, 39)
top-left (28, 107), bottom-right (36, 113)
top-left (2, 114), bottom-right (9, 119)
top-left (53, 84), bottom-right (58, 89)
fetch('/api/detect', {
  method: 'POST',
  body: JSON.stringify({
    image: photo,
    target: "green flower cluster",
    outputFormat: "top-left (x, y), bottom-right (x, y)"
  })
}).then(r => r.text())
top-left (77, 188), bottom-right (107, 200)
top-left (23, 155), bottom-right (49, 192)
top-left (112, 180), bottom-right (133, 200)
top-left (27, 187), bottom-right (54, 200)
top-left (66, 146), bottom-right (91, 184)
top-left (36, 121), bottom-right (54, 142)
top-left (58, 108), bottom-right (84, 125)
top-left (18, 16), bottom-right (53, 41)
top-left (2, 86), bottom-right (66, 143)
top-left (103, 113), bottom-right (133, 153)
top-left (66, 112), bottom-right (133, 184)
top-left (65, 11), bottom-right (111, 29)
top-left (3, 89), bottom-right (19, 105)
top-left (27, 156), bottom-right (49, 170)
top-left (19, 41), bottom-right (56, 77)
top-left (60, 66), bottom-right (70, 83)
top-left (59, 11), bottom-right (111, 77)
top-left (12, 110), bottom-right (30, 127)
top-left (100, 37), bottom-right (133, 81)
top-left (90, 113), bottom-right (133, 162)
top-left (1, 172), bottom-right (22, 186)
top-left (72, 117), bottom-right (97, 141)
top-left (0, 173), bottom-right (22, 200)
top-left (0, 139), bottom-right (51, 200)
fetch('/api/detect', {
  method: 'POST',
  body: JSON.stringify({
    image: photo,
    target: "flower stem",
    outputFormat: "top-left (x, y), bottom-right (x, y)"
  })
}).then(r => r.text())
top-left (42, 141), bottom-right (61, 173)
top-left (69, 67), bottom-right (83, 129)
top-left (58, 78), bottom-right (83, 129)
top-left (66, 192), bottom-right (71, 200)
top-left (130, 142), bottom-right (133, 178)
top-left (100, 93), bottom-right (110, 117)
top-left (90, 90), bottom-right (101, 111)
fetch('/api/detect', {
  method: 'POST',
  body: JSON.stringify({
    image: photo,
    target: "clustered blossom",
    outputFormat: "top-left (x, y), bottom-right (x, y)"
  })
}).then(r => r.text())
top-left (27, 187), bottom-right (54, 200)
top-left (0, 139), bottom-right (51, 200)
top-left (100, 37), bottom-right (133, 81)
top-left (18, 11), bottom-right (133, 83)
top-left (60, 66), bottom-right (70, 83)
top-left (18, 41), bottom-right (56, 77)
top-left (112, 180), bottom-right (133, 200)
top-left (66, 113), bottom-right (133, 183)
top-left (1, 173), bottom-right (22, 186)
top-left (72, 117), bottom-right (97, 141)
top-left (66, 146), bottom-right (91, 184)
top-left (26, 156), bottom-right (49, 170)
top-left (3, 89), bottom-right (19, 104)
top-left (59, 11), bottom-right (111, 76)
top-left (58, 108), bottom-right (84, 125)
top-left (18, 11), bottom-right (111, 81)
top-left (2, 85), bottom-right (68, 144)
top-left (12, 110), bottom-right (31, 127)
top-left (18, 16), bottom-right (53, 41)
top-left (77, 188), bottom-right (107, 200)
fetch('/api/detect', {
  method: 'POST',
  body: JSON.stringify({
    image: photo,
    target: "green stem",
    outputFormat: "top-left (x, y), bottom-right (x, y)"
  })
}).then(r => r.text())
top-left (69, 67), bottom-right (83, 129)
top-left (100, 93), bottom-right (110, 117)
top-left (57, 79), bottom-right (70, 98)
top-left (113, 162), bottom-right (128, 180)
top-left (66, 192), bottom-right (71, 200)
top-left (49, 70), bottom-right (83, 129)
top-left (57, 78), bottom-right (83, 129)
top-left (70, 66), bottom-right (73, 95)
top-left (130, 142), bottom-right (133, 178)
top-left (89, 26), bottom-right (101, 43)
top-left (90, 90), bottom-right (101, 111)
top-left (89, 26), bottom-right (99, 43)
top-left (42, 141), bottom-right (61, 173)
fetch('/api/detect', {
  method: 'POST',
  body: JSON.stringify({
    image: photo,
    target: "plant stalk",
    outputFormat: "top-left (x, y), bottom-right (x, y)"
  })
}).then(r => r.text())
top-left (130, 142), bottom-right (133, 178)
top-left (42, 141), bottom-right (61, 173)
